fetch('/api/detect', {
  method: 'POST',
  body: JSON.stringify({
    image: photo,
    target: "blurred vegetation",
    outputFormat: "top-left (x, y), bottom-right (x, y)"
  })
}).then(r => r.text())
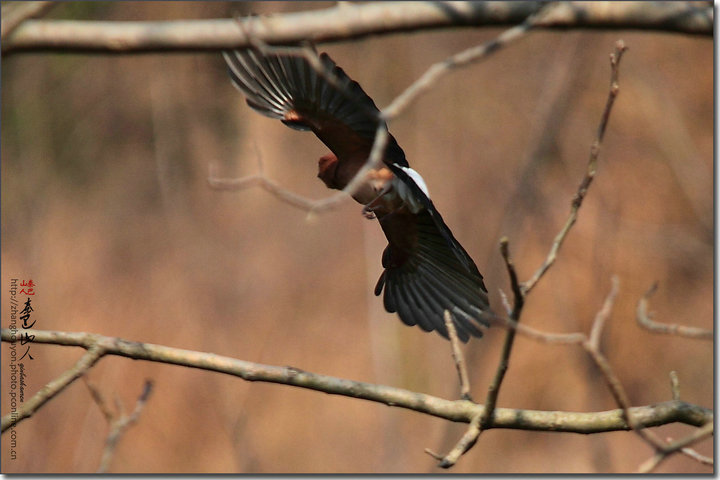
top-left (1, 1), bottom-right (713, 474)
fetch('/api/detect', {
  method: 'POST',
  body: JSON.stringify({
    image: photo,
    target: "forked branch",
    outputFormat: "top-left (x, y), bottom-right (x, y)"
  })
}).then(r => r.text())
top-left (428, 40), bottom-right (630, 469)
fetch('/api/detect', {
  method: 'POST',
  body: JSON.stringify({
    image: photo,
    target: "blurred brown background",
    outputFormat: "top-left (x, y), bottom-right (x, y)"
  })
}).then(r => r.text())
top-left (1, 1), bottom-right (713, 474)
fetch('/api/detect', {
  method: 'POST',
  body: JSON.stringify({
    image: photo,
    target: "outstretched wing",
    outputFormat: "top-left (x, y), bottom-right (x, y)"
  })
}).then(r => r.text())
top-left (375, 208), bottom-right (490, 342)
top-left (390, 163), bottom-right (485, 278)
top-left (223, 48), bottom-right (407, 167)
top-left (374, 166), bottom-right (490, 342)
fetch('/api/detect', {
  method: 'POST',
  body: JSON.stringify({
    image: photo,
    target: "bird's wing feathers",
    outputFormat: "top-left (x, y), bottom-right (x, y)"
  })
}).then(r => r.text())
top-left (388, 163), bottom-right (486, 281)
top-left (374, 165), bottom-right (490, 341)
top-left (223, 48), bottom-right (407, 166)
top-left (375, 168), bottom-right (490, 342)
top-left (376, 206), bottom-right (490, 342)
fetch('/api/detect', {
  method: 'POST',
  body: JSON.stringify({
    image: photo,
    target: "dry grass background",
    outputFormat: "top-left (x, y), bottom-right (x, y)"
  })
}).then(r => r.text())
top-left (0, 1), bottom-right (713, 474)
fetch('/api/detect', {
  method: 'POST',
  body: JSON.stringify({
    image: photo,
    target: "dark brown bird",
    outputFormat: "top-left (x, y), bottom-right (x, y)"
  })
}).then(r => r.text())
top-left (223, 48), bottom-right (490, 342)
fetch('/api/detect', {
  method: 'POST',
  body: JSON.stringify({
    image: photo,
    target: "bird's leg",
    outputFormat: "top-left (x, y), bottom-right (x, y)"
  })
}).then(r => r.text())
top-left (362, 183), bottom-right (394, 219)
top-left (362, 204), bottom-right (378, 220)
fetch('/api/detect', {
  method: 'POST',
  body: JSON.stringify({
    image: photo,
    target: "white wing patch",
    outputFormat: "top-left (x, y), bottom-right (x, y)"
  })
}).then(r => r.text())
top-left (397, 166), bottom-right (429, 196)
top-left (392, 165), bottom-right (430, 214)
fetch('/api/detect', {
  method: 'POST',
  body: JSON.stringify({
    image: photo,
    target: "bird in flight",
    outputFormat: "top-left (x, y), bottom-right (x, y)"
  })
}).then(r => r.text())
top-left (223, 47), bottom-right (491, 342)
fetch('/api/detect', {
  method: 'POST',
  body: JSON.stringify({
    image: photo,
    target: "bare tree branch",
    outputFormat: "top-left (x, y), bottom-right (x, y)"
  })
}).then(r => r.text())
top-left (427, 312), bottom-right (479, 468)
top-left (1, 343), bottom-right (105, 433)
top-left (428, 237), bottom-right (527, 469)
top-left (0, 328), bottom-right (711, 437)
top-left (638, 422), bottom-right (714, 473)
top-left (92, 380), bottom-right (154, 473)
top-left (677, 444), bottom-right (713, 466)
top-left (493, 273), bottom-right (713, 473)
top-left (208, 149), bottom-right (329, 212)
top-left (83, 378), bottom-right (115, 422)
top-left (432, 413), bottom-right (483, 468)
top-left (636, 283), bottom-right (713, 340)
top-left (424, 40), bottom-right (633, 469)
top-left (209, 171), bottom-right (325, 211)
top-left (443, 310), bottom-right (472, 401)
top-left (586, 275), bottom-right (620, 350)
top-left (478, 40), bottom-right (711, 472)
top-left (669, 371), bottom-right (681, 401)
top-left (382, 2), bottom-right (550, 120)
top-left (1, 1), bottom-right (56, 41)
top-left (522, 40), bottom-right (628, 295)
top-left (579, 278), bottom-right (666, 453)
top-left (483, 238), bottom-right (524, 421)
top-left (577, 279), bottom-right (714, 473)
top-left (489, 312), bottom-right (588, 345)
top-left (1, 2), bottom-right (711, 54)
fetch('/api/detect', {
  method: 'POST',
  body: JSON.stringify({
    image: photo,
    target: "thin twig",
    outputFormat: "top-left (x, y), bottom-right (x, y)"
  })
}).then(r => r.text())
top-left (522, 40), bottom-right (628, 296)
top-left (208, 171), bottom-right (326, 211)
top-left (83, 378), bottom-right (115, 422)
top-left (383, 3), bottom-right (549, 120)
top-left (495, 278), bottom-right (711, 473)
top-left (581, 278), bottom-right (669, 454)
top-left (208, 142), bottom-right (344, 212)
top-left (430, 237), bottom-right (526, 469)
top-left (638, 422), bottom-right (714, 473)
top-left (435, 413), bottom-right (483, 469)
top-left (580, 280), bottom-right (632, 414)
top-left (678, 446), bottom-right (713, 466)
top-left (96, 380), bottom-right (154, 473)
top-left (210, 124), bottom-right (389, 215)
top-left (424, 447), bottom-right (444, 461)
top-left (494, 290), bottom-right (588, 346)
top-left (484, 238), bottom-right (524, 422)
top-left (488, 311), bottom-right (587, 345)
top-left (669, 371), bottom-right (680, 401)
top-left (587, 275), bottom-right (619, 350)
top-left (636, 283), bottom-right (713, 340)
top-left (443, 310), bottom-right (472, 401)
